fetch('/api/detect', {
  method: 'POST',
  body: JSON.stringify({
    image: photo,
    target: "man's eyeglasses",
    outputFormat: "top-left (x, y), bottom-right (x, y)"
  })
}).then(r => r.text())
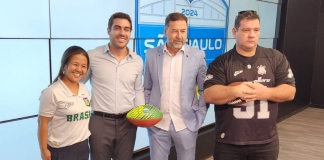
top-left (238, 10), bottom-right (256, 15)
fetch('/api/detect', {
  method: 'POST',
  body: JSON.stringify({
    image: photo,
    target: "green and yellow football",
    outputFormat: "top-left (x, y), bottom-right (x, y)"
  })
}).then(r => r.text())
top-left (126, 105), bottom-right (163, 127)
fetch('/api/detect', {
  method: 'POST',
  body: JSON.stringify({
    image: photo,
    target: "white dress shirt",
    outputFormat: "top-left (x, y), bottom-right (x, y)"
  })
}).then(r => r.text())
top-left (155, 44), bottom-right (187, 132)
top-left (81, 44), bottom-right (145, 114)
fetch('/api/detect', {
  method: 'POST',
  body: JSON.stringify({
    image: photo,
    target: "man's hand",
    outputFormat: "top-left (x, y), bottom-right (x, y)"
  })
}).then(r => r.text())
top-left (243, 82), bottom-right (270, 101)
top-left (231, 82), bottom-right (255, 102)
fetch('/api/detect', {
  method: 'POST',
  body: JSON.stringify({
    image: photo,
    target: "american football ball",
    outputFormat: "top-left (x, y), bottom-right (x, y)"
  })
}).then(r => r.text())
top-left (126, 105), bottom-right (163, 127)
top-left (227, 82), bottom-right (246, 106)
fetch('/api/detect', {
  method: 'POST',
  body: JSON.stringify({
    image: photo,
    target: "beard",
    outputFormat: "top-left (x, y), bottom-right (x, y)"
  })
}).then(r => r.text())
top-left (168, 39), bottom-right (184, 49)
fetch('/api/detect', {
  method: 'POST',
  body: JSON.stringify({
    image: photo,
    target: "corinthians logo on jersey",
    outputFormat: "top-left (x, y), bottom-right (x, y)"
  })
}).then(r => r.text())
top-left (257, 65), bottom-right (266, 75)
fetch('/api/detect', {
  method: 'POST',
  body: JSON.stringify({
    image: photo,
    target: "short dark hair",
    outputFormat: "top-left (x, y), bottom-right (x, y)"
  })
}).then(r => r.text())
top-left (108, 12), bottom-right (132, 31)
top-left (53, 46), bottom-right (89, 83)
top-left (234, 10), bottom-right (260, 29)
top-left (165, 12), bottom-right (188, 28)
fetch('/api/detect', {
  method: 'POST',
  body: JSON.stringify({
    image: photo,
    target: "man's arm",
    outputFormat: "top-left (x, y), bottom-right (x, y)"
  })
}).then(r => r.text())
top-left (134, 62), bottom-right (145, 107)
top-left (197, 51), bottom-right (207, 115)
top-left (244, 83), bottom-right (295, 102)
top-left (204, 82), bottom-right (254, 105)
top-left (143, 54), bottom-right (153, 105)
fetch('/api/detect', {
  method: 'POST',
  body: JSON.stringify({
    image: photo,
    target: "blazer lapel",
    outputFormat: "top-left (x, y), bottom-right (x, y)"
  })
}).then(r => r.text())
top-left (181, 44), bottom-right (191, 89)
top-left (157, 46), bottom-right (164, 94)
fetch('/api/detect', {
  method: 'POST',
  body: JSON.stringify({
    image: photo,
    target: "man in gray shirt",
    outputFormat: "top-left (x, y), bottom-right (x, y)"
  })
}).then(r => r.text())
top-left (81, 12), bottom-right (145, 160)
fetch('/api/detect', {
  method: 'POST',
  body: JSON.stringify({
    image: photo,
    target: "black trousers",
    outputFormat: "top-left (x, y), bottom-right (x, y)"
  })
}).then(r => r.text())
top-left (214, 138), bottom-right (279, 160)
top-left (48, 139), bottom-right (89, 160)
top-left (89, 114), bottom-right (137, 160)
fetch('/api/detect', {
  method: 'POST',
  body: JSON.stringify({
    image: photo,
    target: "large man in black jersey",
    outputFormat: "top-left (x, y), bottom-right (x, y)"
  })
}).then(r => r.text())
top-left (204, 10), bottom-right (296, 160)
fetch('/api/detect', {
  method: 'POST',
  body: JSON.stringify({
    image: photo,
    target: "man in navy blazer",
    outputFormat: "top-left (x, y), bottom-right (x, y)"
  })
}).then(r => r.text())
top-left (143, 12), bottom-right (207, 160)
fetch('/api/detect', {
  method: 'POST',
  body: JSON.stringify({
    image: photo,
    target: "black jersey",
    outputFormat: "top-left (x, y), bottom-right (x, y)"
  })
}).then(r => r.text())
top-left (204, 45), bottom-right (295, 145)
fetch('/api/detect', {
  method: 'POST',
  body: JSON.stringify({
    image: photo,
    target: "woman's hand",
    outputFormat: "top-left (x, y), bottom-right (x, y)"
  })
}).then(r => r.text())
top-left (41, 149), bottom-right (51, 160)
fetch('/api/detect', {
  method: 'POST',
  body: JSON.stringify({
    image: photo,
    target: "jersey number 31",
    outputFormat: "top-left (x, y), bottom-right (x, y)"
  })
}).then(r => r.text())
top-left (233, 100), bottom-right (270, 119)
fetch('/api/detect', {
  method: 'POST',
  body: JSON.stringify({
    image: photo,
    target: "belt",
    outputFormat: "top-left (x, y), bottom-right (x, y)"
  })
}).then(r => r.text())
top-left (93, 111), bottom-right (128, 119)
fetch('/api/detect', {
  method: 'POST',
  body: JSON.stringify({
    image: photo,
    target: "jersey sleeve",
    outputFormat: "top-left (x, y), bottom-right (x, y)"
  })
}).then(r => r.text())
top-left (274, 50), bottom-right (295, 87)
top-left (39, 88), bottom-right (57, 117)
top-left (204, 55), bottom-right (227, 90)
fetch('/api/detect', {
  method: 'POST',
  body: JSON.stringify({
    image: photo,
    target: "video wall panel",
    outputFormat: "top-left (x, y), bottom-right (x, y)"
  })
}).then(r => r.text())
top-left (0, 39), bottom-right (50, 122)
top-left (0, 0), bottom-right (50, 38)
top-left (0, 118), bottom-right (40, 160)
top-left (258, 1), bottom-right (280, 38)
top-left (50, 0), bottom-right (136, 38)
